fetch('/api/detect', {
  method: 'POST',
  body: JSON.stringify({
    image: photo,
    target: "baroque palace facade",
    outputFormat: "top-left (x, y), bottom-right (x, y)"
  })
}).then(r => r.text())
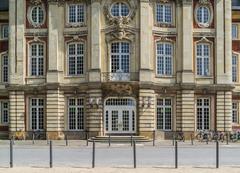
top-left (0, 0), bottom-right (237, 139)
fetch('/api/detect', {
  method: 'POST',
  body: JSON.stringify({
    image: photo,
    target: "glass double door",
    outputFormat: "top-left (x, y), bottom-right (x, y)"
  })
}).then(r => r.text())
top-left (105, 107), bottom-right (135, 134)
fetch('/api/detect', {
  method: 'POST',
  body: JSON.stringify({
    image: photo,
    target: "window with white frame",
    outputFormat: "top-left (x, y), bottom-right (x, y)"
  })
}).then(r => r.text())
top-left (157, 98), bottom-right (172, 131)
top-left (0, 101), bottom-right (9, 125)
top-left (1, 25), bottom-right (8, 39)
top-left (29, 43), bottom-right (44, 76)
top-left (232, 101), bottom-right (238, 123)
top-left (111, 42), bottom-right (130, 73)
top-left (30, 98), bottom-right (44, 130)
top-left (111, 2), bottom-right (130, 17)
top-left (68, 98), bottom-right (84, 130)
top-left (196, 43), bottom-right (210, 76)
top-left (68, 4), bottom-right (85, 24)
top-left (232, 24), bottom-right (238, 39)
top-left (196, 6), bottom-right (210, 26)
top-left (2, 54), bottom-right (8, 83)
top-left (232, 54), bottom-right (238, 82)
top-left (29, 6), bottom-right (45, 26)
top-left (156, 42), bottom-right (173, 76)
top-left (68, 42), bottom-right (84, 75)
top-left (196, 98), bottom-right (210, 130)
top-left (156, 3), bottom-right (172, 24)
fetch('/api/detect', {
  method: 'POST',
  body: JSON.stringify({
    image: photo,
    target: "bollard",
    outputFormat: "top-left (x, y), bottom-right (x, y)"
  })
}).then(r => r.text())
top-left (131, 134), bottom-right (133, 146)
top-left (191, 134), bottom-right (194, 145)
top-left (32, 133), bottom-right (35, 145)
top-left (10, 139), bottom-right (13, 168)
top-left (92, 140), bottom-right (95, 168)
top-left (175, 141), bottom-right (178, 169)
top-left (108, 134), bottom-right (111, 147)
top-left (133, 141), bottom-right (136, 168)
top-left (206, 136), bottom-right (208, 145)
top-left (49, 140), bottom-right (53, 168)
top-left (153, 130), bottom-right (155, 146)
top-left (65, 135), bottom-right (68, 146)
top-left (226, 133), bottom-right (229, 145)
top-left (216, 141), bottom-right (219, 168)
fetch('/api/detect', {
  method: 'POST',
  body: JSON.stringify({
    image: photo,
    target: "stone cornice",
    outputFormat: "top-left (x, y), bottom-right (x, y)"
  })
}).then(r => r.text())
top-left (47, 0), bottom-right (90, 6)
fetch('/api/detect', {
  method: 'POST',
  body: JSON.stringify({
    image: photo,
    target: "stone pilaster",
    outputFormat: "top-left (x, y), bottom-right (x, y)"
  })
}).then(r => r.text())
top-left (216, 91), bottom-right (232, 132)
top-left (86, 89), bottom-right (103, 137)
top-left (9, 91), bottom-right (25, 137)
top-left (138, 89), bottom-right (155, 138)
top-left (46, 89), bottom-right (65, 139)
top-left (176, 90), bottom-right (195, 133)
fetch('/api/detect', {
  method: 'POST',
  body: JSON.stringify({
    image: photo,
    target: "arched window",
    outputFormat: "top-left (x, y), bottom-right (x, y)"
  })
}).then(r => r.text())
top-left (111, 2), bottom-right (130, 17)
top-left (156, 42), bottom-right (173, 76)
top-left (67, 42), bottom-right (84, 75)
top-left (156, 3), bottom-right (172, 24)
top-left (196, 43), bottom-right (210, 76)
top-left (29, 43), bottom-right (44, 76)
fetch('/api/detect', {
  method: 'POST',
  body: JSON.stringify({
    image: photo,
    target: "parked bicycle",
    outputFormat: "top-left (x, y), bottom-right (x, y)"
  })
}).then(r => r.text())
top-left (230, 131), bottom-right (240, 142)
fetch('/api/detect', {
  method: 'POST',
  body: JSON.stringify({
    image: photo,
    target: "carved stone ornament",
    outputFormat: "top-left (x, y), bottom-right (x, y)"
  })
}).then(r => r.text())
top-left (30, 0), bottom-right (42, 5)
top-left (47, 0), bottom-right (89, 6)
top-left (199, 0), bottom-right (211, 5)
top-left (103, 84), bottom-right (134, 97)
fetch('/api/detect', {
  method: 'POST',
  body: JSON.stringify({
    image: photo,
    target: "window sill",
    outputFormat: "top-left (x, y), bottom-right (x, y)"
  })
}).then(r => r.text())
top-left (0, 123), bottom-right (8, 126)
top-left (155, 75), bottom-right (175, 78)
top-left (195, 76), bottom-right (213, 79)
top-left (26, 76), bottom-right (46, 79)
top-left (64, 75), bottom-right (86, 79)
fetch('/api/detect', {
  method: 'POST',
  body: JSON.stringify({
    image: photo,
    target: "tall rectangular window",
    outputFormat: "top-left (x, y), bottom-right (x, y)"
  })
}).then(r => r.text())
top-left (157, 98), bottom-right (172, 130)
top-left (30, 98), bottom-right (44, 130)
top-left (232, 101), bottom-right (238, 123)
top-left (197, 98), bottom-right (210, 130)
top-left (232, 24), bottom-right (238, 39)
top-left (68, 43), bottom-right (84, 75)
top-left (111, 42), bottom-right (130, 73)
top-left (156, 42), bottom-right (173, 76)
top-left (30, 43), bottom-right (44, 76)
top-left (1, 25), bottom-right (8, 39)
top-left (68, 4), bottom-right (85, 24)
top-left (196, 43), bottom-right (210, 76)
top-left (68, 98), bottom-right (84, 130)
top-left (2, 54), bottom-right (8, 83)
top-left (1, 101), bottom-right (9, 124)
top-left (156, 3), bottom-right (172, 24)
top-left (232, 54), bottom-right (238, 82)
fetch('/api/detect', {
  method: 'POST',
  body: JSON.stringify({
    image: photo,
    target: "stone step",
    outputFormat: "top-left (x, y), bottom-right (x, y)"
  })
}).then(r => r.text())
top-left (89, 135), bottom-right (152, 143)
top-left (0, 132), bottom-right (9, 140)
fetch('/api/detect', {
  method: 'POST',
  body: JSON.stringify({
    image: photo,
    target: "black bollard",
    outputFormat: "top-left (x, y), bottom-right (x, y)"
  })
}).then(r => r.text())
top-left (133, 141), bottom-right (136, 168)
top-left (32, 133), bottom-right (35, 145)
top-left (175, 141), bottom-right (178, 169)
top-left (226, 133), bottom-right (229, 145)
top-left (92, 141), bottom-right (95, 168)
top-left (191, 134), bottom-right (194, 145)
top-left (131, 134), bottom-right (133, 146)
top-left (65, 135), bottom-right (68, 146)
top-left (216, 141), bottom-right (219, 168)
top-left (153, 130), bottom-right (155, 146)
top-left (10, 139), bottom-right (13, 168)
top-left (50, 140), bottom-right (53, 168)
top-left (108, 134), bottom-right (111, 147)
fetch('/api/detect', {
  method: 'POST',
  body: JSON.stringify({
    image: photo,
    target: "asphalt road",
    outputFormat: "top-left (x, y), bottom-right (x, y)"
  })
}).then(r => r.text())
top-left (0, 141), bottom-right (240, 168)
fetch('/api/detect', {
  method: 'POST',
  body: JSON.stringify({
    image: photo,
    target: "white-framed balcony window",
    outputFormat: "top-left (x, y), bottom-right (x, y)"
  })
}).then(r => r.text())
top-left (157, 98), bottom-right (172, 131)
top-left (68, 4), bottom-right (85, 24)
top-left (111, 2), bottom-right (130, 17)
top-left (67, 42), bottom-right (84, 76)
top-left (0, 101), bottom-right (9, 125)
top-left (29, 43), bottom-right (44, 76)
top-left (156, 3), bottom-right (172, 24)
top-left (1, 54), bottom-right (8, 83)
top-left (30, 98), bottom-right (44, 131)
top-left (68, 98), bottom-right (84, 131)
top-left (196, 43), bottom-right (210, 76)
top-left (156, 42), bottom-right (173, 76)
top-left (196, 98), bottom-right (210, 130)
top-left (232, 24), bottom-right (238, 40)
top-left (232, 54), bottom-right (238, 82)
top-left (232, 101), bottom-right (238, 123)
top-left (1, 25), bottom-right (8, 39)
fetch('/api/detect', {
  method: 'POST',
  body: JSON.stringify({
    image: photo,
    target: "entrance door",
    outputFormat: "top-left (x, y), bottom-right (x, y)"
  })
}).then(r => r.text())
top-left (105, 98), bottom-right (136, 134)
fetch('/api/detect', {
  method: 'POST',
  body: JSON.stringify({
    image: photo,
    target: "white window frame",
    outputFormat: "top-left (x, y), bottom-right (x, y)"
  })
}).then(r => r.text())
top-left (156, 42), bottom-right (173, 76)
top-left (156, 3), bottom-right (173, 24)
top-left (195, 6), bottom-right (211, 27)
top-left (67, 3), bottom-right (85, 26)
top-left (68, 98), bottom-right (85, 131)
top-left (28, 5), bottom-right (46, 27)
top-left (232, 24), bottom-right (238, 40)
top-left (196, 43), bottom-right (210, 77)
top-left (67, 42), bottom-right (85, 76)
top-left (0, 101), bottom-right (9, 125)
top-left (29, 98), bottom-right (45, 131)
top-left (232, 101), bottom-right (238, 124)
top-left (156, 98), bottom-right (172, 131)
top-left (29, 43), bottom-right (45, 77)
top-left (232, 54), bottom-right (238, 82)
top-left (196, 98), bottom-right (210, 130)
top-left (1, 25), bottom-right (8, 39)
top-left (110, 2), bottom-right (130, 17)
top-left (1, 54), bottom-right (8, 83)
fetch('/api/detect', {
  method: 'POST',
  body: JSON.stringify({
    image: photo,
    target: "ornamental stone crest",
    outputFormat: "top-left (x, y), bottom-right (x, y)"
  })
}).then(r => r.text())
top-left (199, 0), bottom-right (211, 5)
top-left (30, 0), bottom-right (42, 5)
top-left (102, 84), bottom-right (136, 97)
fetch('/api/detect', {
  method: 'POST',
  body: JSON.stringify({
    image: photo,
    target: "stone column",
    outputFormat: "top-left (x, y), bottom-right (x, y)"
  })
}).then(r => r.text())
top-left (89, 0), bottom-right (101, 82)
top-left (138, 89), bottom-right (155, 138)
top-left (86, 89), bottom-right (103, 137)
top-left (46, 89), bottom-right (65, 139)
top-left (47, 2), bottom-right (64, 83)
top-left (216, 91), bottom-right (232, 132)
top-left (9, 91), bottom-right (25, 137)
top-left (139, 0), bottom-right (153, 82)
top-left (181, 0), bottom-right (194, 83)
